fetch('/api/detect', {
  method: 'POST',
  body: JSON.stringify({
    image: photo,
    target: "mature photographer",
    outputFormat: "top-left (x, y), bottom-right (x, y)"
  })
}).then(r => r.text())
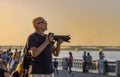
top-left (26, 17), bottom-right (63, 77)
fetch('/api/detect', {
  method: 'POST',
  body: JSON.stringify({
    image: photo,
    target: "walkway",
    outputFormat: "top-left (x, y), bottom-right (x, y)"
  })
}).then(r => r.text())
top-left (54, 70), bottom-right (116, 77)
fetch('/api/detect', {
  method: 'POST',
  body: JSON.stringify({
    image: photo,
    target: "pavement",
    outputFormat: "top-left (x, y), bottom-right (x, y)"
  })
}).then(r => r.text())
top-left (54, 70), bottom-right (116, 77)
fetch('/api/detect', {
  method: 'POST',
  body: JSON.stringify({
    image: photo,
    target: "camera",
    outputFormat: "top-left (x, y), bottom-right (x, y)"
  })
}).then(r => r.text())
top-left (48, 33), bottom-right (71, 42)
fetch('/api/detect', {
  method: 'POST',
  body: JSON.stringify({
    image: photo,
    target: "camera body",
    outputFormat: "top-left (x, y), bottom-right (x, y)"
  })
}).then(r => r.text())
top-left (48, 33), bottom-right (71, 42)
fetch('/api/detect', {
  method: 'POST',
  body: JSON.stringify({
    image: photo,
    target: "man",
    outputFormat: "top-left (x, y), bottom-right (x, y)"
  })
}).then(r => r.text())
top-left (27, 17), bottom-right (63, 77)
top-left (98, 52), bottom-right (105, 74)
top-left (82, 51), bottom-right (87, 73)
top-left (53, 58), bottom-right (58, 75)
top-left (86, 52), bottom-right (92, 73)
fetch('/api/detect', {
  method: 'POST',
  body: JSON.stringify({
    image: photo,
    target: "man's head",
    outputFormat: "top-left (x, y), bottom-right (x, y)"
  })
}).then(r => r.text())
top-left (32, 17), bottom-right (48, 32)
top-left (84, 51), bottom-right (86, 54)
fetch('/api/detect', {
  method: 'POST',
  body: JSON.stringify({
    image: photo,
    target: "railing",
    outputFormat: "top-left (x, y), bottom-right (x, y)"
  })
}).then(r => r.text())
top-left (53, 58), bottom-right (120, 76)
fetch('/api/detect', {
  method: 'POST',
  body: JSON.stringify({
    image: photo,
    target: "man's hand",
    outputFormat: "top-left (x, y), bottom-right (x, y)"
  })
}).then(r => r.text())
top-left (56, 39), bottom-right (63, 45)
top-left (48, 33), bottom-right (54, 42)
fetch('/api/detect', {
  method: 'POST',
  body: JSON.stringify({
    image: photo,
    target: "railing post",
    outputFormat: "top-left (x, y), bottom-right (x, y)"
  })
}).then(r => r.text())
top-left (116, 60), bottom-right (120, 76)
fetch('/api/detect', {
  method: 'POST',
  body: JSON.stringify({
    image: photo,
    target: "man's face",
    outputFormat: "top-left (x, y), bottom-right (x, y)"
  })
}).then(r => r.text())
top-left (35, 18), bottom-right (48, 31)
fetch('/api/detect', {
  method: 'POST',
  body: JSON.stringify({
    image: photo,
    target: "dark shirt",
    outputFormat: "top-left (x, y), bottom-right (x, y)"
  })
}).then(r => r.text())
top-left (53, 61), bottom-right (58, 68)
top-left (83, 54), bottom-right (87, 62)
top-left (11, 71), bottom-right (20, 77)
top-left (27, 32), bottom-right (54, 74)
top-left (0, 68), bottom-right (6, 77)
top-left (68, 56), bottom-right (73, 67)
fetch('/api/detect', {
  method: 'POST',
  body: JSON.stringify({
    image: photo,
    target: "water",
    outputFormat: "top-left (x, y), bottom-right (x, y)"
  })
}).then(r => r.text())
top-left (9, 49), bottom-right (120, 61)
top-left (53, 50), bottom-right (120, 61)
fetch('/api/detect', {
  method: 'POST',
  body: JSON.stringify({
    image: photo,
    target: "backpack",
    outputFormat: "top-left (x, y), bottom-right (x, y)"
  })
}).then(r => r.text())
top-left (22, 34), bottom-right (39, 70)
top-left (22, 43), bottom-right (32, 70)
top-left (22, 43), bottom-right (33, 77)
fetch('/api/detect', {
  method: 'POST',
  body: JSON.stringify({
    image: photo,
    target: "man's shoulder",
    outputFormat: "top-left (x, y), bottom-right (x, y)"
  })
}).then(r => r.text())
top-left (28, 32), bottom-right (39, 39)
top-left (29, 32), bottom-right (37, 37)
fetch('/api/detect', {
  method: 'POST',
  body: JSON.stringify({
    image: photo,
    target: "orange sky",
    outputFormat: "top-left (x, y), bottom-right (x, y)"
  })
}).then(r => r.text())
top-left (0, 0), bottom-right (120, 46)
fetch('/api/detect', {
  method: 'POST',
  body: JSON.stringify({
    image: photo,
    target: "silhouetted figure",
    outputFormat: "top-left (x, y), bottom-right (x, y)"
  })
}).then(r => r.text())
top-left (86, 52), bottom-right (92, 73)
top-left (53, 58), bottom-right (59, 75)
top-left (68, 52), bottom-right (73, 76)
top-left (104, 60), bottom-right (108, 75)
top-left (98, 52), bottom-right (105, 74)
top-left (82, 51), bottom-right (87, 73)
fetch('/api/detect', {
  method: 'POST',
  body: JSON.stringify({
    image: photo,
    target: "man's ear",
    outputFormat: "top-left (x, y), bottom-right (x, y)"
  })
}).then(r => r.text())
top-left (34, 24), bottom-right (38, 29)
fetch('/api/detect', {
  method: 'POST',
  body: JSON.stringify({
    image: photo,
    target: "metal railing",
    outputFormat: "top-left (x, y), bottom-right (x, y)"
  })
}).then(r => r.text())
top-left (53, 58), bottom-right (120, 76)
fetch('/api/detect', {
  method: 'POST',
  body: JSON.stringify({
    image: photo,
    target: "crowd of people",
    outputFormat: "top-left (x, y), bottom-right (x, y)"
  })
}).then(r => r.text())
top-left (0, 49), bottom-right (24, 77)
top-left (82, 51), bottom-right (108, 74)
top-left (0, 49), bottom-right (109, 77)
top-left (56, 50), bottom-right (108, 77)
top-left (82, 51), bottom-right (92, 73)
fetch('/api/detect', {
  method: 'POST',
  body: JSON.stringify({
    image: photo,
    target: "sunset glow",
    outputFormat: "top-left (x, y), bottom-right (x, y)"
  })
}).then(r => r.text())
top-left (0, 0), bottom-right (120, 46)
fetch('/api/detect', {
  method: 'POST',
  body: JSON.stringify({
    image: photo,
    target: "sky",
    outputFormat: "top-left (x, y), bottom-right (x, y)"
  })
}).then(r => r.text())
top-left (0, 0), bottom-right (120, 46)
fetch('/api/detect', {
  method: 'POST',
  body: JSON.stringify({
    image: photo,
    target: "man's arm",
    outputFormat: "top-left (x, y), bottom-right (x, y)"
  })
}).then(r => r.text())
top-left (30, 35), bottom-right (53, 57)
top-left (52, 40), bottom-right (63, 57)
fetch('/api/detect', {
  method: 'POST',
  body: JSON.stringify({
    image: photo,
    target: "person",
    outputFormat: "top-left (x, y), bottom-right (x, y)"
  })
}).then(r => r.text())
top-left (86, 52), bottom-right (92, 73)
top-left (26, 17), bottom-right (63, 77)
top-left (68, 52), bottom-right (73, 76)
top-left (0, 59), bottom-right (10, 77)
top-left (62, 57), bottom-right (68, 70)
top-left (1, 51), bottom-right (9, 64)
top-left (11, 61), bottom-right (25, 77)
top-left (104, 60), bottom-right (108, 75)
top-left (82, 51), bottom-right (87, 73)
top-left (98, 51), bottom-right (105, 74)
top-left (53, 58), bottom-right (58, 75)
top-left (7, 50), bottom-right (20, 74)
top-left (18, 50), bottom-right (22, 61)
